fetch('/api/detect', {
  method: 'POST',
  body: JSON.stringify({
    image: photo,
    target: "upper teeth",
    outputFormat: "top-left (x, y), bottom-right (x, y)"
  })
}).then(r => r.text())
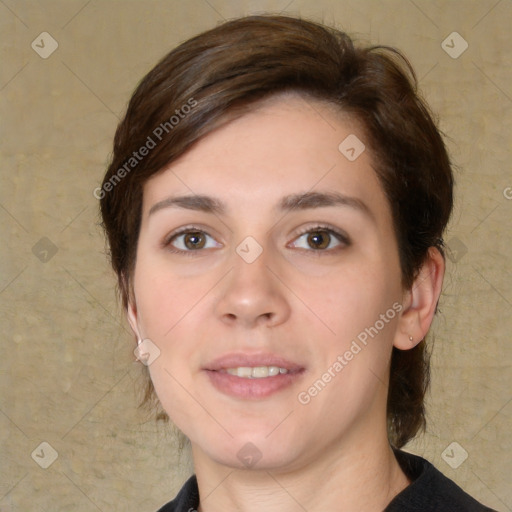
top-left (225, 366), bottom-right (288, 378)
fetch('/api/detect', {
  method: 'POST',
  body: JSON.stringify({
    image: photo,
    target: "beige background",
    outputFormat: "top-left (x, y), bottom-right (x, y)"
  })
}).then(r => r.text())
top-left (1, 0), bottom-right (511, 510)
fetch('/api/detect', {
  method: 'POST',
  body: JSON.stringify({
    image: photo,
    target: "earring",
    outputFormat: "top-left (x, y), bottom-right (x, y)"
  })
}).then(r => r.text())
top-left (409, 335), bottom-right (414, 342)
top-left (137, 338), bottom-right (142, 346)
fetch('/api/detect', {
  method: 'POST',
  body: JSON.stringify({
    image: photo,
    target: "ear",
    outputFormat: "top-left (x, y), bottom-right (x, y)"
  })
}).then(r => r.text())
top-left (122, 271), bottom-right (141, 340)
top-left (394, 247), bottom-right (445, 349)
top-left (126, 296), bottom-right (141, 340)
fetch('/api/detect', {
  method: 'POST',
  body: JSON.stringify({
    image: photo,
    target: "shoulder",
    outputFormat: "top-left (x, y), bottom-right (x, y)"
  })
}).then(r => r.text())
top-left (386, 450), bottom-right (497, 512)
top-left (155, 475), bottom-right (199, 512)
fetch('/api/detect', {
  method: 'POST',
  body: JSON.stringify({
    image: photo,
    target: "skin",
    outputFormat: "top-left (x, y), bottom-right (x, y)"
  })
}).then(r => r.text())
top-left (127, 92), bottom-right (445, 512)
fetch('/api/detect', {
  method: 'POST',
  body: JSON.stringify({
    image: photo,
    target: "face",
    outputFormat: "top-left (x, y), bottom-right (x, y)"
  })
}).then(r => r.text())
top-left (129, 92), bottom-right (406, 472)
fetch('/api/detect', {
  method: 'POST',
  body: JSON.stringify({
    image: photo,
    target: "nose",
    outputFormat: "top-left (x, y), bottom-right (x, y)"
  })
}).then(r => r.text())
top-left (214, 249), bottom-right (291, 329)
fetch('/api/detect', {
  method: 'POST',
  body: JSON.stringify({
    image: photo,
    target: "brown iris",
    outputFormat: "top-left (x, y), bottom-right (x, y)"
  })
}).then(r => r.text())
top-left (183, 231), bottom-right (206, 250)
top-left (307, 230), bottom-right (331, 250)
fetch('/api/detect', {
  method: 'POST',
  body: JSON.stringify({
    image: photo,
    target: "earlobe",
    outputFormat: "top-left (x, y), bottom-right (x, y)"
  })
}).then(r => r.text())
top-left (394, 247), bottom-right (445, 350)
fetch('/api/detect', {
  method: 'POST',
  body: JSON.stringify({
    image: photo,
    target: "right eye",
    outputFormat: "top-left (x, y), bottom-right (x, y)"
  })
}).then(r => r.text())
top-left (164, 229), bottom-right (222, 253)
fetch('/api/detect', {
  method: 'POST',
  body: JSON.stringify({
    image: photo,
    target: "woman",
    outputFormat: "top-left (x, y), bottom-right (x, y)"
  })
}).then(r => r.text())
top-left (99, 14), bottom-right (496, 511)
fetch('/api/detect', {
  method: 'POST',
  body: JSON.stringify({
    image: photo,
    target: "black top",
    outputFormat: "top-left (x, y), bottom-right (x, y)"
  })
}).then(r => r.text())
top-left (156, 450), bottom-right (496, 511)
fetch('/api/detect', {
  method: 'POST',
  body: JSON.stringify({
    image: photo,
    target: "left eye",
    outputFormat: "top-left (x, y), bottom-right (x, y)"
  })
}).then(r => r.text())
top-left (289, 229), bottom-right (346, 251)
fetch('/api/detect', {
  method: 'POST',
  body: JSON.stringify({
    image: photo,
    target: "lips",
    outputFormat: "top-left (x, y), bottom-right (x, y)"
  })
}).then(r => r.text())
top-left (203, 353), bottom-right (305, 399)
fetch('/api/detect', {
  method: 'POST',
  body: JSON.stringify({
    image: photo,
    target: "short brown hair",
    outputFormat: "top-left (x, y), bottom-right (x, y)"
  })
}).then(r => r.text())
top-left (100, 14), bottom-right (453, 448)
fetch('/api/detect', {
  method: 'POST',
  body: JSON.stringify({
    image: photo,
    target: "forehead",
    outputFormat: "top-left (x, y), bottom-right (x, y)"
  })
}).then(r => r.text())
top-left (142, 92), bottom-right (387, 219)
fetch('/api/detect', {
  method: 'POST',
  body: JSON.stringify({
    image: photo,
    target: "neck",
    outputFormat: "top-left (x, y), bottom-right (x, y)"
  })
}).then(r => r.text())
top-left (193, 426), bottom-right (410, 512)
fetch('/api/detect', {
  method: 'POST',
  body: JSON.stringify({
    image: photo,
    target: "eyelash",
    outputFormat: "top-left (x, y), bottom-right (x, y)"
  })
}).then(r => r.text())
top-left (162, 225), bottom-right (216, 256)
top-left (291, 224), bottom-right (350, 254)
top-left (162, 224), bottom-right (350, 255)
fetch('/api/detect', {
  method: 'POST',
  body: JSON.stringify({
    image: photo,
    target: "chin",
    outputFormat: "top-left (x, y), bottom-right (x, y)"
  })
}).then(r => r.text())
top-left (195, 428), bottom-right (304, 471)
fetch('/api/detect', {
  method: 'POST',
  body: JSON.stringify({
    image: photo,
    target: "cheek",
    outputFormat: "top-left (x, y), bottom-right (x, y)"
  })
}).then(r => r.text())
top-left (133, 265), bottom-right (207, 430)
top-left (299, 267), bottom-right (401, 411)
top-left (133, 256), bottom-right (205, 339)
top-left (297, 270), bottom-right (400, 416)
top-left (304, 263), bottom-right (400, 341)
top-left (132, 256), bottom-right (209, 388)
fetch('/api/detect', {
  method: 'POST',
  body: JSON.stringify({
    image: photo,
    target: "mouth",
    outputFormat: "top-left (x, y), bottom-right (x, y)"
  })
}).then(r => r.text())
top-left (203, 354), bottom-right (305, 399)
top-left (222, 366), bottom-right (293, 378)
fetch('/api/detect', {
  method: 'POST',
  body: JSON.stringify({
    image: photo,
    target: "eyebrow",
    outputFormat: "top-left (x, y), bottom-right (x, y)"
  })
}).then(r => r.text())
top-left (148, 191), bottom-right (373, 219)
top-left (279, 191), bottom-right (373, 219)
top-left (149, 195), bottom-right (224, 216)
